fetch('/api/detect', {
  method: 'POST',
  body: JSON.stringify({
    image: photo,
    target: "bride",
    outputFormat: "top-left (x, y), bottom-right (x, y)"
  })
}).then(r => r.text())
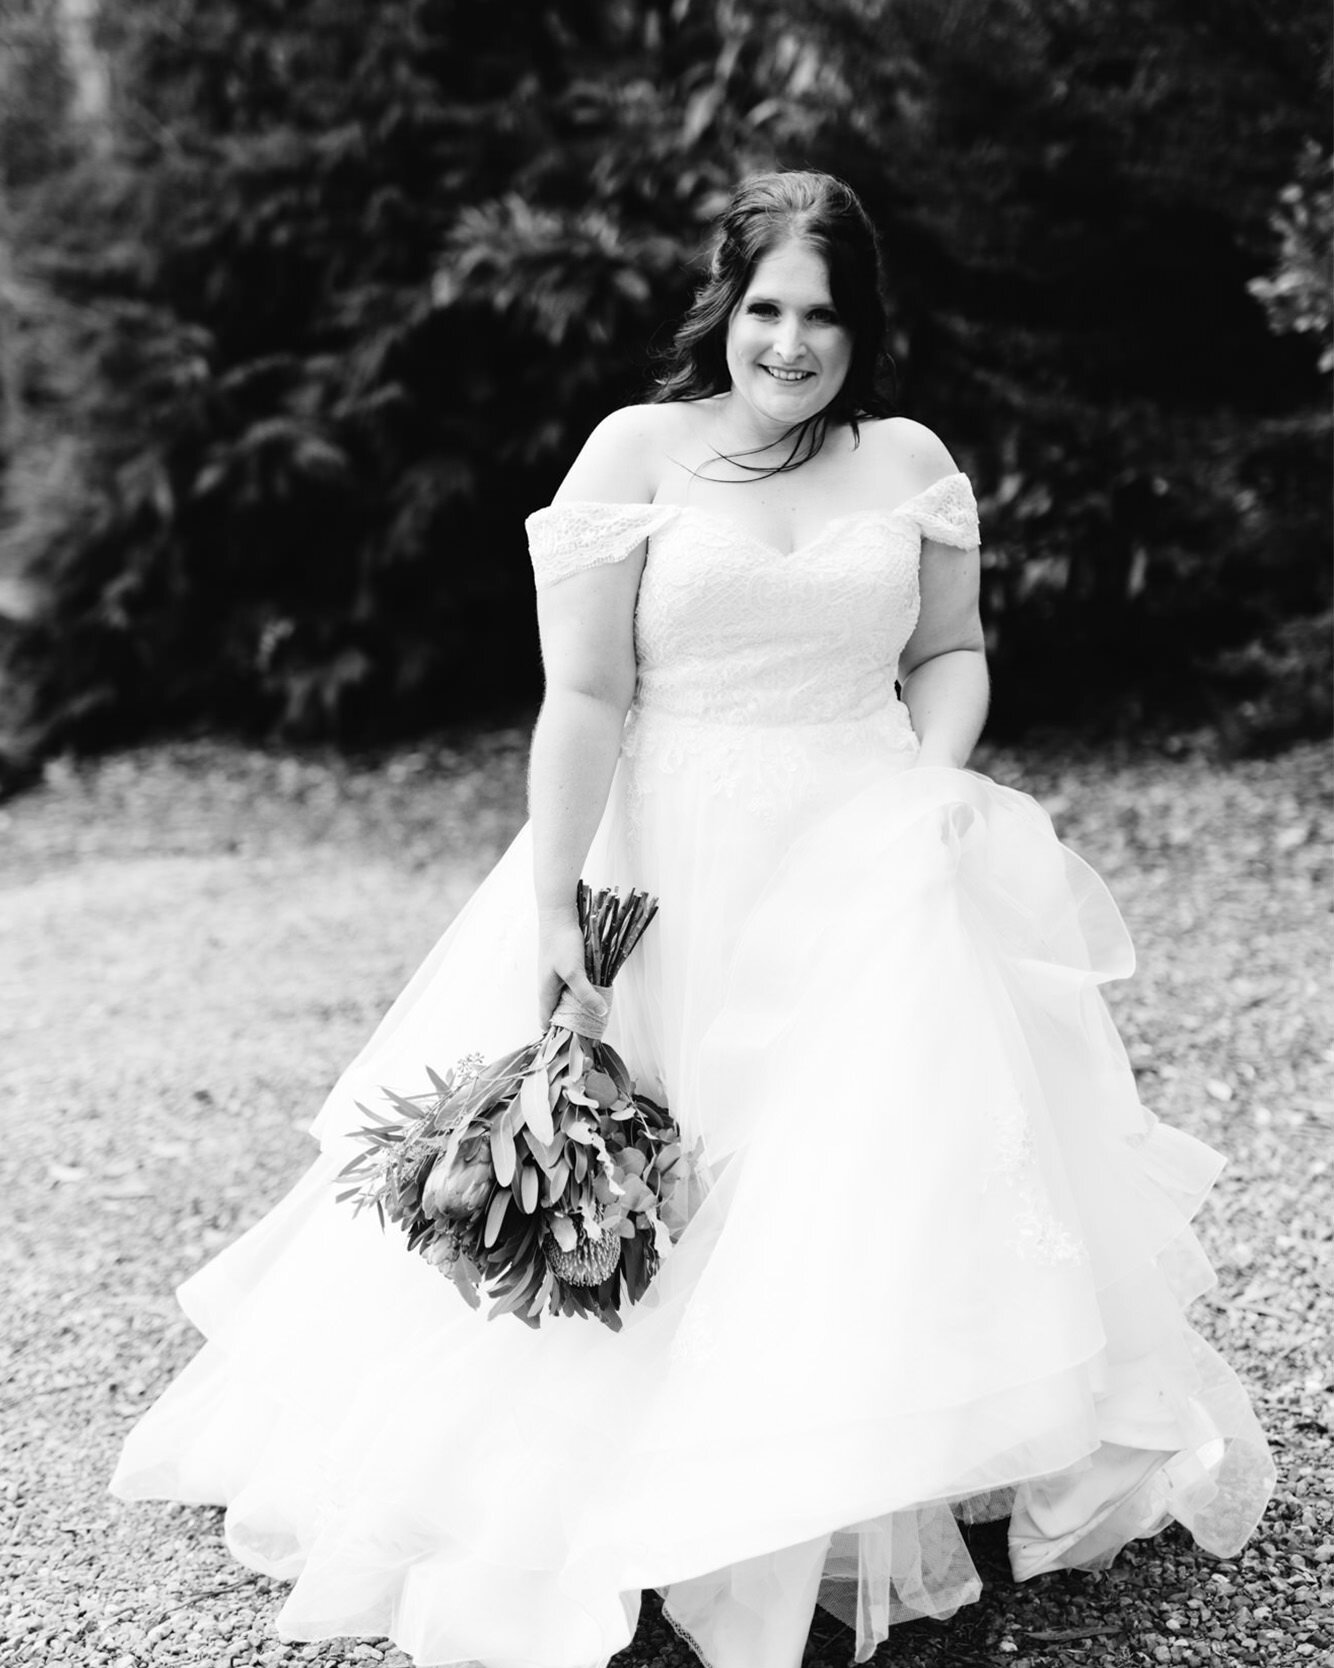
top-left (110, 170), bottom-right (1274, 1668)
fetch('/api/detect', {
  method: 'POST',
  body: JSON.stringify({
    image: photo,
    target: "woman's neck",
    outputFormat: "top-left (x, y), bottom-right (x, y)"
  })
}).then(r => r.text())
top-left (702, 393), bottom-right (835, 475)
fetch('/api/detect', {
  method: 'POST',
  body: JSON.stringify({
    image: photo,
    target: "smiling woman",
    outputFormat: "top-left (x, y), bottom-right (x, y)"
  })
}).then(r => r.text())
top-left (650, 170), bottom-right (894, 475)
top-left (110, 170), bottom-right (1274, 1668)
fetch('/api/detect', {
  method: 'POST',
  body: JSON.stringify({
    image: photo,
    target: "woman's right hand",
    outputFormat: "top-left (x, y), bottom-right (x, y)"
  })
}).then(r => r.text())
top-left (536, 909), bottom-right (608, 1031)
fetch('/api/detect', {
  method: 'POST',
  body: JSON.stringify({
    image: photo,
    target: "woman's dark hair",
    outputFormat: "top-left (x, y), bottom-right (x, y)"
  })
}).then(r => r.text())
top-left (650, 170), bottom-right (895, 473)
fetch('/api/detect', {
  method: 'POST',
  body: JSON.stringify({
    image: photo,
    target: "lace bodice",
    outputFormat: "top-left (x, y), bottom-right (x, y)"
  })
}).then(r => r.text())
top-left (526, 473), bottom-right (979, 733)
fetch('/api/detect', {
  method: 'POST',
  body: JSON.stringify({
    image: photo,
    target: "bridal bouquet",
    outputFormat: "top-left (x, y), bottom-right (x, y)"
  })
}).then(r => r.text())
top-left (335, 884), bottom-right (698, 1330)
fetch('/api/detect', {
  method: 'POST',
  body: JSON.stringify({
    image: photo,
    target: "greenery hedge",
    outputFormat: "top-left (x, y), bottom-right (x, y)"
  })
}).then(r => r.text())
top-left (0, 0), bottom-right (1329, 784)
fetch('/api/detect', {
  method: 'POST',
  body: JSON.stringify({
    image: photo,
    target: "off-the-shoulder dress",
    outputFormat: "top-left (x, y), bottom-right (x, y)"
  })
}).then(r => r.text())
top-left (111, 477), bottom-right (1274, 1668)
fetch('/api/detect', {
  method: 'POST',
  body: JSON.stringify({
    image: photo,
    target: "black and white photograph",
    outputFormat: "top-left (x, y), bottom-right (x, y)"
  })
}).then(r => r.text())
top-left (1, 4), bottom-right (1330, 1667)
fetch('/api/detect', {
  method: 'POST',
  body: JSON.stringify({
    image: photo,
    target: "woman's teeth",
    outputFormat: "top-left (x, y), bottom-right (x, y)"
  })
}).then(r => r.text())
top-left (761, 366), bottom-right (813, 382)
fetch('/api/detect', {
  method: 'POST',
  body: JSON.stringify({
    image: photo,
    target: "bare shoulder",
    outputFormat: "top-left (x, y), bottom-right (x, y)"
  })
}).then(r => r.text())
top-left (553, 402), bottom-right (691, 505)
top-left (861, 415), bottom-right (962, 490)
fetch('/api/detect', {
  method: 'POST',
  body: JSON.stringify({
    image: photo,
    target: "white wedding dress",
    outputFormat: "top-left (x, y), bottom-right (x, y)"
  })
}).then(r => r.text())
top-left (110, 474), bottom-right (1274, 1668)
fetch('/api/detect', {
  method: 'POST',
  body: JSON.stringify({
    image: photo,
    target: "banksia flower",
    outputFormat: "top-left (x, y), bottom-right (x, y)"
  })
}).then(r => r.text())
top-left (542, 1209), bottom-right (623, 1287)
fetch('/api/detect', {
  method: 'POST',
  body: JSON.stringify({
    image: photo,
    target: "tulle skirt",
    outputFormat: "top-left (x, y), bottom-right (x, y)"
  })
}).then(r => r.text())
top-left (109, 709), bottom-right (1274, 1668)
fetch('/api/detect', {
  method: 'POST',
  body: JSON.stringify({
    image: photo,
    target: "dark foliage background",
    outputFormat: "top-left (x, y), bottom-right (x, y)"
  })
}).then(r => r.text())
top-left (0, 0), bottom-right (1329, 780)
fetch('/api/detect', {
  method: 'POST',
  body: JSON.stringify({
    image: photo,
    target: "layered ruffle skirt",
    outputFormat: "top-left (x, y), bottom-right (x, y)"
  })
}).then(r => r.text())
top-left (110, 716), bottom-right (1274, 1668)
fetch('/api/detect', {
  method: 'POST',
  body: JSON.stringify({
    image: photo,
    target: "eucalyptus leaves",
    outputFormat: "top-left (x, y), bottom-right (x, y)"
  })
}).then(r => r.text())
top-left (336, 885), bottom-right (698, 1328)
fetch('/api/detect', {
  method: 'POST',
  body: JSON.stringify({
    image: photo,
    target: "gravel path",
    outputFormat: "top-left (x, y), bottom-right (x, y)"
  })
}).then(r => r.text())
top-left (1, 732), bottom-right (1330, 1668)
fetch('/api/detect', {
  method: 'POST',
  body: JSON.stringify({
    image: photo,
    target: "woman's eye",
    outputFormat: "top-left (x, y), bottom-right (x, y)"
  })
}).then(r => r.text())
top-left (743, 301), bottom-right (838, 323)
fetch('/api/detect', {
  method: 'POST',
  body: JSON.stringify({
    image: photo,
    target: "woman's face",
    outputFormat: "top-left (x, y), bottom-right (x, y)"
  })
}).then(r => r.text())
top-left (724, 238), bottom-right (853, 435)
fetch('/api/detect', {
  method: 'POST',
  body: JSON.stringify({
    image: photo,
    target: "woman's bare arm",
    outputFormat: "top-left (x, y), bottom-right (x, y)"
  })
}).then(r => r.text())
top-left (528, 406), bottom-right (660, 1023)
top-left (891, 424), bottom-right (990, 768)
top-left (899, 540), bottom-right (989, 768)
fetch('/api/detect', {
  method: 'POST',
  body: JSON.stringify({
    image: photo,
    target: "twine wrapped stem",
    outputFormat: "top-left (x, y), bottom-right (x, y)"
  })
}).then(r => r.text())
top-left (550, 985), bottom-right (613, 1041)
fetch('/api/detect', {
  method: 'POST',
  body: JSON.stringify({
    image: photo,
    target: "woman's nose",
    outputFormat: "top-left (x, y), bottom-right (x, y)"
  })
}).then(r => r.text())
top-left (773, 316), bottom-right (805, 359)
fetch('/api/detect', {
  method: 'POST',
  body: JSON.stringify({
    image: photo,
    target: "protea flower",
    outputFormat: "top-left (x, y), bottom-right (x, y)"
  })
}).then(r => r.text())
top-left (421, 1150), bottom-right (493, 1221)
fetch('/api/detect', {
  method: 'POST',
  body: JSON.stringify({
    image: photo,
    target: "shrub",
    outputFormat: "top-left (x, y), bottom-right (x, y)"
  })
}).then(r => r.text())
top-left (0, 0), bottom-right (1329, 781)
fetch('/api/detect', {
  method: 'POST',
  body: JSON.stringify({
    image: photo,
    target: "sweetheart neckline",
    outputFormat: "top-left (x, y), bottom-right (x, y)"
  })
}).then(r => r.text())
top-left (598, 471), bottom-right (968, 560)
top-left (668, 503), bottom-right (902, 560)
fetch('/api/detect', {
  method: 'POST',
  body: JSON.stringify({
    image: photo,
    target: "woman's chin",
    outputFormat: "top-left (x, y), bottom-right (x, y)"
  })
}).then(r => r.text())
top-left (750, 387), bottom-right (824, 429)
top-left (758, 375), bottom-right (819, 401)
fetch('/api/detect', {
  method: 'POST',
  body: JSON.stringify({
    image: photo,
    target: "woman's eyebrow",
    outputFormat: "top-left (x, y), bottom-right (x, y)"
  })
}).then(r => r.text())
top-left (742, 292), bottom-right (836, 308)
